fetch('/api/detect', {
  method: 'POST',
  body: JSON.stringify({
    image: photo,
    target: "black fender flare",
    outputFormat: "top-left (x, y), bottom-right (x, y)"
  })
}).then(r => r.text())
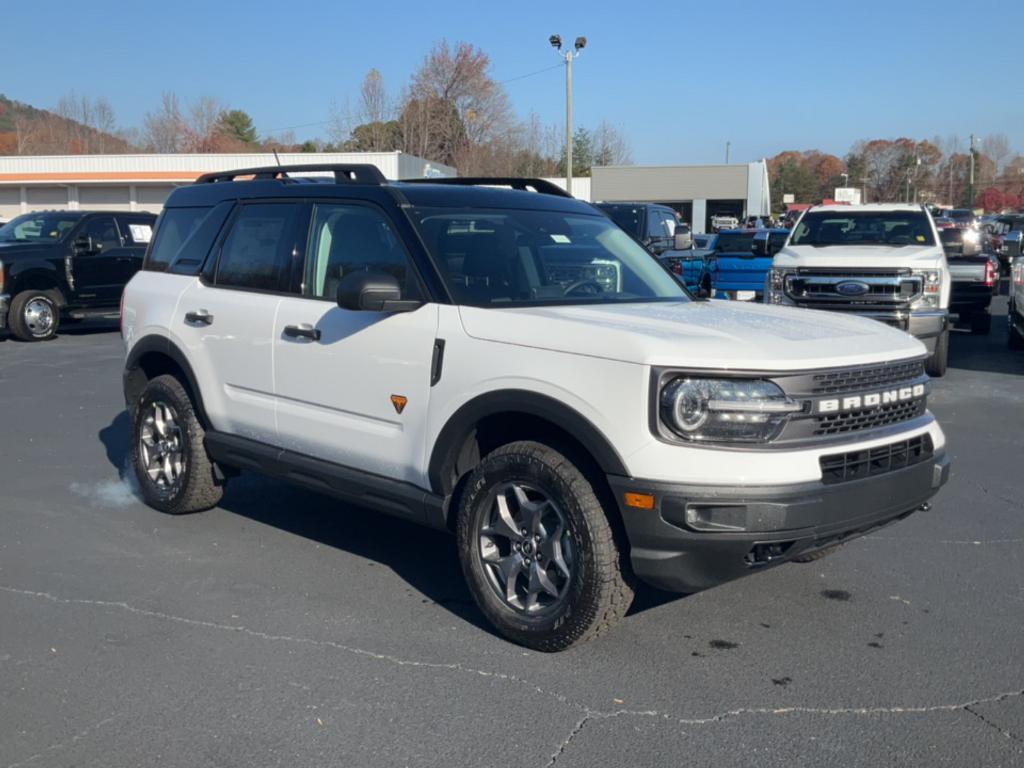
top-left (427, 390), bottom-right (629, 496)
top-left (9, 262), bottom-right (66, 300)
top-left (123, 335), bottom-right (209, 426)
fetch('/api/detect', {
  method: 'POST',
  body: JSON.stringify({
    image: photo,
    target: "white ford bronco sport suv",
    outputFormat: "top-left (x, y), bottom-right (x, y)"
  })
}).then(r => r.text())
top-left (121, 166), bottom-right (950, 651)
top-left (765, 204), bottom-right (951, 376)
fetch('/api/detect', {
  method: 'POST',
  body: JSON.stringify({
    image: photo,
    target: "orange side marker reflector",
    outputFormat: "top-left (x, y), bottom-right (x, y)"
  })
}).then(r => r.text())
top-left (624, 492), bottom-right (655, 510)
top-left (390, 395), bottom-right (408, 414)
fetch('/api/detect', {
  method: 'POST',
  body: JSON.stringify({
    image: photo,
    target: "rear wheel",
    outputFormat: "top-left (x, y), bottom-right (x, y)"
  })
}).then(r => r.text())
top-left (456, 441), bottom-right (633, 651)
top-left (925, 330), bottom-right (949, 377)
top-left (131, 374), bottom-right (224, 514)
top-left (9, 288), bottom-right (61, 341)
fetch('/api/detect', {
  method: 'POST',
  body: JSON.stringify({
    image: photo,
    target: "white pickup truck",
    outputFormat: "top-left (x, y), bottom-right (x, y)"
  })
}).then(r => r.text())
top-left (765, 204), bottom-right (951, 376)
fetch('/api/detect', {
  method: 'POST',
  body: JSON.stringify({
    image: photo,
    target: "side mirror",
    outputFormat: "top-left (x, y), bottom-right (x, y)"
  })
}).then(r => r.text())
top-left (751, 233), bottom-right (770, 258)
top-left (1005, 230), bottom-right (1024, 259)
top-left (336, 270), bottom-right (421, 312)
top-left (673, 224), bottom-right (693, 251)
top-left (73, 234), bottom-right (100, 255)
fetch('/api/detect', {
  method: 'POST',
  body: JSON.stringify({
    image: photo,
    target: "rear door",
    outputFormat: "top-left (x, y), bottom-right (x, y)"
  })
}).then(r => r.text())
top-left (174, 201), bottom-right (305, 443)
top-left (273, 200), bottom-right (438, 485)
top-left (114, 215), bottom-right (155, 284)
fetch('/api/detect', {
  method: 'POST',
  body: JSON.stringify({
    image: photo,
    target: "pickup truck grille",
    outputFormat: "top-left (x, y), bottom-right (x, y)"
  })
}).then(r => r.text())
top-left (819, 434), bottom-right (933, 484)
top-left (810, 360), bottom-right (925, 394)
top-left (784, 270), bottom-right (922, 309)
top-left (814, 400), bottom-right (927, 436)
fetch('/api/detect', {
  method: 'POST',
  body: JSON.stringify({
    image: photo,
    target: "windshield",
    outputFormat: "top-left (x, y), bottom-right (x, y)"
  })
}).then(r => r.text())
top-left (596, 205), bottom-right (641, 235)
top-left (714, 232), bottom-right (755, 253)
top-left (790, 211), bottom-right (935, 247)
top-left (0, 212), bottom-right (80, 243)
top-left (409, 207), bottom-right (689, 308)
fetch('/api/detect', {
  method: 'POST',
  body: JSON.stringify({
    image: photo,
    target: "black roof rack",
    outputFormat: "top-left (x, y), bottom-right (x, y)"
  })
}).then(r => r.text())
top-left (195, 164), bottom-right (387, 185)
top-left (399, 177), bottom-right (572, 198)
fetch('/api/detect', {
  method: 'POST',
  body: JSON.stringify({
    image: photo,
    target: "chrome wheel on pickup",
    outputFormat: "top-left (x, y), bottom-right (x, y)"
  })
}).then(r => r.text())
top-left (457, 441), bottom-right (633, 652)
top-left (8, 289), bottom-right (61, 341)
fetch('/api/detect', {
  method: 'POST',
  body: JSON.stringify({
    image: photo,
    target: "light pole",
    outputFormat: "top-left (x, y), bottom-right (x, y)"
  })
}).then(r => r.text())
top-left (550, 34), bottom-right (586, 196)
top-left (725, 141), bottom-right (731, 163)
top-left (968, 134), bottom-right (977, 208)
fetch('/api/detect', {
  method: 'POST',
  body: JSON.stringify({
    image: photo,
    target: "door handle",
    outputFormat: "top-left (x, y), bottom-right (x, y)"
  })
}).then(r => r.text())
top-left (185, 309), bottom-right (214, 325)
top-left (283, 323), bottom-right (321, 341)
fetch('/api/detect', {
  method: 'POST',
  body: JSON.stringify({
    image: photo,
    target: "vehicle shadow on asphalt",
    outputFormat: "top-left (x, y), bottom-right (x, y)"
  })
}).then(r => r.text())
top-left (948, 309), bottom-right (1024, 376)
top-left (99, 410), bottom-right (679, 637)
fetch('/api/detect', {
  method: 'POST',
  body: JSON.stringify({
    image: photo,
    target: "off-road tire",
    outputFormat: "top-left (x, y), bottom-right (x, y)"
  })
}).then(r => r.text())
top-left (131, 374), bottom-right (224, 514)
top-left (925, 330), bottom-right (949, 377)
top-left (792, 543), bottom-right (843, 563)
top-left (456, 441), bottom-right (634, 651)
top-left (8, 288), bottom-right (61, 341)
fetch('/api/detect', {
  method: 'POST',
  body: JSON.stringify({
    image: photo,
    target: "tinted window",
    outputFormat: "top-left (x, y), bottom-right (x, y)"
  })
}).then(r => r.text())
top-left (215, 203), bottom-right (302, 292)
top-left (80, 216), bottom-right (121, 251)
top-left (790, 212), bottom-right (935, 247)
top-left (410, 207), bottom-right (688, 308)
top-left (116, 216), bottom-right (154, 246)
top-left (598, 205), bottom-right (642, 236)
top-left (146, 204), bottom-right (233, 274)
top-left (306, 204), bottom-right (421, 300)
top-left (715, 233), bottom-right (756, 252)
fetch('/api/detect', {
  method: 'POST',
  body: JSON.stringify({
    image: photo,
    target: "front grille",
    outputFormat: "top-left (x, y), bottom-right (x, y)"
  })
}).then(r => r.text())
top-left (811, 360), bottom-right (926, 394)
top-left (814, 400), bottom-right (926, 436)
top-left (820, 434), bottom-right (933, 485)
top-left (785, 272), bottom-right (921, 308)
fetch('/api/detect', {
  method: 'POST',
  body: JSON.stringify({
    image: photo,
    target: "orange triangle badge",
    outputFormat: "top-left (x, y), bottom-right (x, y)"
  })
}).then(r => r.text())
top-left (390, 395), bottom-right (408, 414)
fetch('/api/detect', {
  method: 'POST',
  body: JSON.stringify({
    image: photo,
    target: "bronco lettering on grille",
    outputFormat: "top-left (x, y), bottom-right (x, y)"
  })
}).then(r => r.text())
top-left (817, 384), bottom-right (926, 414)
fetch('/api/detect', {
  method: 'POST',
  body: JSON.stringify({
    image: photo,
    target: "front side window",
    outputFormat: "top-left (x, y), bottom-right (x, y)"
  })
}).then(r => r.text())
top-left (0, 213), bottom-right (80, 243)
top-left (790, 211), bottom-right (935, 247)
top-left (305, 203), bottom-right (421, 300)
top-left (79, 216), bottom-right (122, 251)
top-left (409, 207), bottom-right (689, 308)
top-left (215, 203), bottom-right (301, 292)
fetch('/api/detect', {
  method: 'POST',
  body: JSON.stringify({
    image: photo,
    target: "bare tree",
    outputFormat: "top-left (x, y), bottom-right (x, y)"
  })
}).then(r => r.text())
top-left (143, 92), bottom-right (186, 152)
top-left (593, 121), bottom-right (632, 167)
top-left (182, 96), bottom-right (224, 151)
top-left (981, 134), bottom-right (1011, 173)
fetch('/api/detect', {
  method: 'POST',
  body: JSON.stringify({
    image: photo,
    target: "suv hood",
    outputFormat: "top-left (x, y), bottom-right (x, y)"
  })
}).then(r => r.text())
top-left (775, 244), bottom-right (944, 269)
top-left (0, 242), bottom-right (53, 259)
top-left (458, 300), bottom-right (924, 370)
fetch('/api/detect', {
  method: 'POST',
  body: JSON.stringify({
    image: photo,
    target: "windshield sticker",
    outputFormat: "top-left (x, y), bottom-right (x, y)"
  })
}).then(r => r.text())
top-left (916, 235), bottom-right (926, 242)
top-left (550, 234), bottom-right (570, 244)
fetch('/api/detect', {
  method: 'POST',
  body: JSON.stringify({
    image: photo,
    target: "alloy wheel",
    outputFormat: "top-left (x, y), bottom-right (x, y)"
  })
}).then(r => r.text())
top-left (477, 482), bottom-right (575, 615)
top-left (139, 401), bottom-right (185, 491)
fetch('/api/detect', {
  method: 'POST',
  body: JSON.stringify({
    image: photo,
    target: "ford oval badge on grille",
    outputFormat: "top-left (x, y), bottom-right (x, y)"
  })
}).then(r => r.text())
top-left (835, 280), bottom-right (870, 296)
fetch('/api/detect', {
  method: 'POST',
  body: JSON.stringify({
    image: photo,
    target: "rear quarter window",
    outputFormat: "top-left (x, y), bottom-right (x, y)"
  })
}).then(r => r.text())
top-left (144, 203), bottom-right (233, 274)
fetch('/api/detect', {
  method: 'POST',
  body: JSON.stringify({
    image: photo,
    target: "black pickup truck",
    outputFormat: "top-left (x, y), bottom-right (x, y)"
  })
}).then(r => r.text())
top-left (0, 210), bottom-right (156, 341)
top-left (941, 227), bottom-right (999, 335)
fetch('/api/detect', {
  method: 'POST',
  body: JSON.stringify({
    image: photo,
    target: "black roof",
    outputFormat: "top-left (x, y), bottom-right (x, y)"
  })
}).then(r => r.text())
top-left (164, 166), bottom-right (597, 216)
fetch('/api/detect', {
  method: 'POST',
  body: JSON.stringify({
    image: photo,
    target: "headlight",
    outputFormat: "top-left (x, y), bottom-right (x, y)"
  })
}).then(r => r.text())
top-left (659, 377), bottom-right (801, 443)
top-left (912, 269), bottom-right (941, 309)
top-left (766, 268), bottom-right (793, 305)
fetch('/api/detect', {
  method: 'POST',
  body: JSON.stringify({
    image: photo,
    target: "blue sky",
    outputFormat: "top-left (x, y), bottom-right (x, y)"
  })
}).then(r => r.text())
top-left (4, 0), bottom-right (1023, 164)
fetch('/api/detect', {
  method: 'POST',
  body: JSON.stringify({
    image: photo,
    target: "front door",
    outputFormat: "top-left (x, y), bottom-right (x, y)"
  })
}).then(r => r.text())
top-left (70, 215), bottom-right (127, 305)
top-left (273, 201), bottom-right (438, 486)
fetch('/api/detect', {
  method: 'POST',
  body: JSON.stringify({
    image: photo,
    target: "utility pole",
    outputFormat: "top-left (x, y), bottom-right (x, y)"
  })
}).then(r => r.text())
top-left (725, 141), bottom-right (731, 164)
top-left (968, 134), bottom-right (977, 208)
top-left (550, 35), bottom-right (586, 196)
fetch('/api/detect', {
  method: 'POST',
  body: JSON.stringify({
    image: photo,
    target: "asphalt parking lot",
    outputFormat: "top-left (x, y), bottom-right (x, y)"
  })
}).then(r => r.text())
top-left (1, 300), bottom-right (1022, 768)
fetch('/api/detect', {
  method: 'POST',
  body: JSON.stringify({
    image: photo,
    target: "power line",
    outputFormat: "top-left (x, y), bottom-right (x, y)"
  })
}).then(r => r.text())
top-left (497, 62), bottom-right (563, 85)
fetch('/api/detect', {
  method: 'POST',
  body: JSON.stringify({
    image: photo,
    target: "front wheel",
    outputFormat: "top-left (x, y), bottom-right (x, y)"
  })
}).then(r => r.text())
top-left (456, 441), bottom-right (634, 651)
top-left (131, 374), bottom-right (224, 515)
top-left (925, 330), bottom-right (949, 377)
top-left (8, 289), bottom-right (61, 341)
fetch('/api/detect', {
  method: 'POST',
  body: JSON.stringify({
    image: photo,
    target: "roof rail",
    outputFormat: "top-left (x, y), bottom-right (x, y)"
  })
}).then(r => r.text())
top-left (195, 164), bottom-right (387, 185)
top-left (399, 177), bottom-right (573, 198)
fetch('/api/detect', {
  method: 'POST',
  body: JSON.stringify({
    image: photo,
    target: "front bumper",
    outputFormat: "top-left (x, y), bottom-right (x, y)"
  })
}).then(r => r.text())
top-left (609, 449), bottom-right (950, 593)
top-left (852, 309), bottom-right (948, 352)
top-left (0, 293), bottom-right (9, 331)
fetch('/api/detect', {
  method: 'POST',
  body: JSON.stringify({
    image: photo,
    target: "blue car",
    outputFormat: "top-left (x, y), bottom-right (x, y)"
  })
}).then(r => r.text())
top-left (710, 228), bottom-right (789, 301)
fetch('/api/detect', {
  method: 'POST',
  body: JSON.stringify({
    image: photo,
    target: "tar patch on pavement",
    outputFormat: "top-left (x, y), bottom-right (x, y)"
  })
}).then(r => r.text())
top-left (821, 589), bottom-right (852, 601)
top-left (771, 676), bottom-right (792, 686)
top-left (709, 639), bottom-right (739, 650)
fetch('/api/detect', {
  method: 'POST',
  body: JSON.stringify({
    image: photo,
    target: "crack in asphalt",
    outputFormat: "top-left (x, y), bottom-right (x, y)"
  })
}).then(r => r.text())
top-left (4, 715), bottom-right (119, 768)
top-left (964, 705), bottom-right (1024, 744)
top-left (864, 535), bottom-right (1024, 545)
top-left (3, 583), bottom-right (1024, 765)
